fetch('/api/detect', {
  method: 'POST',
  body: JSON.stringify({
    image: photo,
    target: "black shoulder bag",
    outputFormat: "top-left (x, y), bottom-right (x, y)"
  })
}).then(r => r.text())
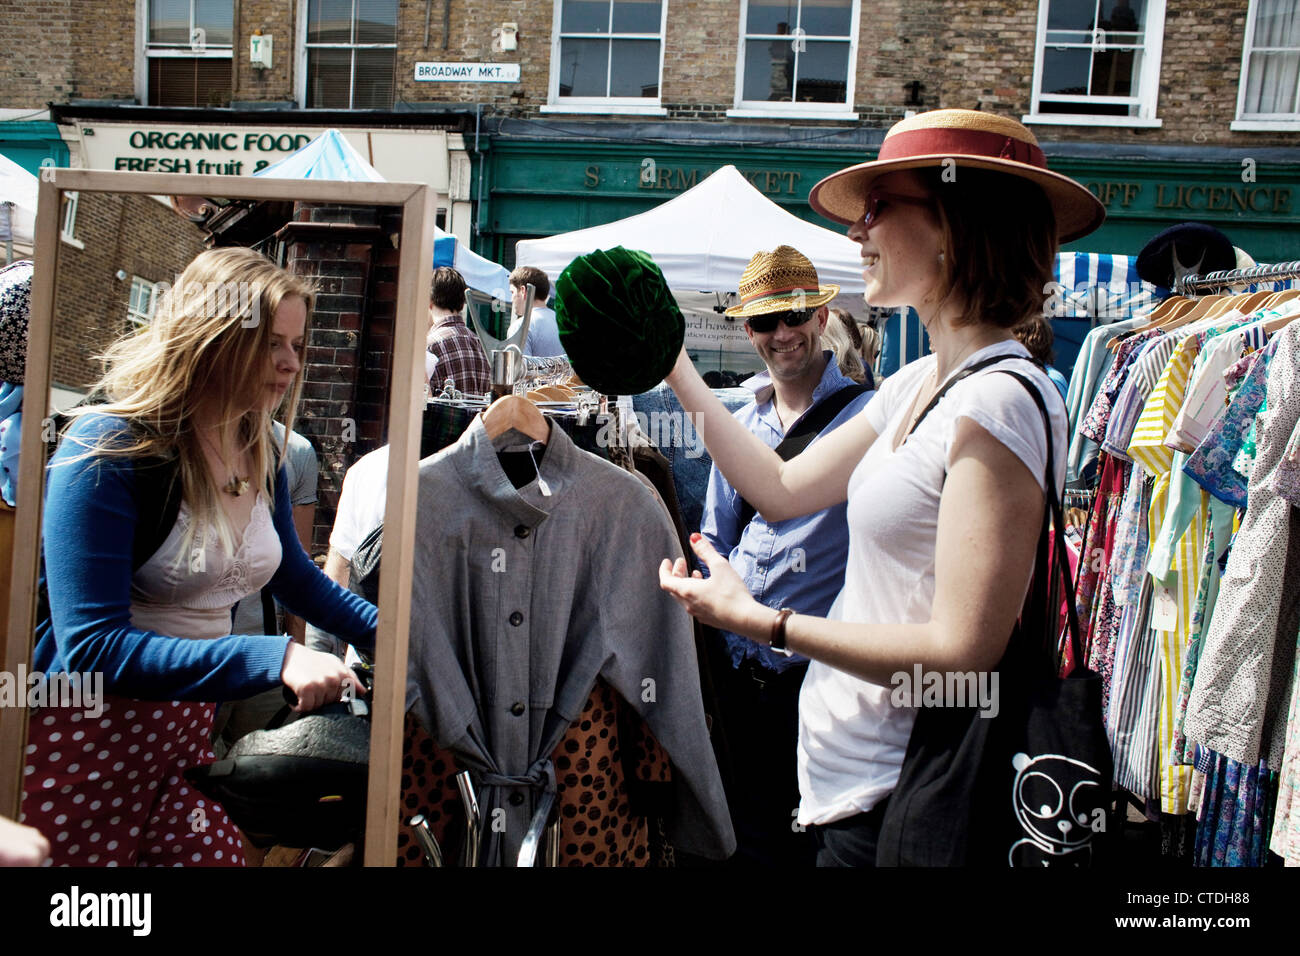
top-left (875, 361), bottom-right (1112, 867)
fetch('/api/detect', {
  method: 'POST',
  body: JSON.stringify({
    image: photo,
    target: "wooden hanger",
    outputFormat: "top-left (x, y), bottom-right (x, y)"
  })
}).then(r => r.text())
top-left (1260, 291), bottom-right (1300, 334)
top-left (1110, 295), bottom-right (1187, 350)
top-left (1162, 294), bottom-right (1227, 329)
top-left (482, 394), bottom-right (550, 443)
top-left (1227, 290), bottom-right (1272, 318)
top-left (1259, 288), bottom-right (1300, 312)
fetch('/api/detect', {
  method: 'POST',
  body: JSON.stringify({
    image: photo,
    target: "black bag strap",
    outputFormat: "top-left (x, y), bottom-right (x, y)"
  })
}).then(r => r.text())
top-left (904, 354), bottom-right (1020, 441)
top-left (736, 383), bottom-right (868, 528)
top-left (902, 354), bottom-right (1083, 675)
top-left (131, 455), bottom-right (183, 569)
top-left (995, 370), bottom-right (1085, 678)
top-left (259, 587), bottom-right (279, 637)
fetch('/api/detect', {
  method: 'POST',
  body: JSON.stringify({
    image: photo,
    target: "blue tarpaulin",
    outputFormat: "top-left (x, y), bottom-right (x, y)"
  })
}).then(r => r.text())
top-left (433, 228), bottom-right (510, 301)
top-left (252, 128), bottom-right (385, 182)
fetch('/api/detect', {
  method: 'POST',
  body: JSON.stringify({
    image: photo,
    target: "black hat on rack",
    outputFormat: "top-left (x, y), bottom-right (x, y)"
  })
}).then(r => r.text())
top-left (1136, 223), bottom-right (1238, 289)
top-left (555, 246), bottom-right (684, 396)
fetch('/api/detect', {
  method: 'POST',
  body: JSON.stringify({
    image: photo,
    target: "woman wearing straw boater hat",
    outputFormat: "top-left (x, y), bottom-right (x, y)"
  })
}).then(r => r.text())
top-left (659, 109), bottom-right (1104, 866)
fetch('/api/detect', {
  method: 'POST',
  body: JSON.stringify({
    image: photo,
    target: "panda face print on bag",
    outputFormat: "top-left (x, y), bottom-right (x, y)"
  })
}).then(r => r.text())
top-left (1008, 752), bottom-right (1106, 867)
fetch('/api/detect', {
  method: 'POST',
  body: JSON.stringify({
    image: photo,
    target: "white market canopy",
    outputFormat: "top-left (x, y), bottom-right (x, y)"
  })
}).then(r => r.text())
top-left (514, 164), bottom-right (865, 297)
top-left (0, 150), bottom-right (38, 250)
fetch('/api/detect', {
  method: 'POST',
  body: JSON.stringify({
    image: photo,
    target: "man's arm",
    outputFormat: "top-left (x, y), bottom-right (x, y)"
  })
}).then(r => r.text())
top-left (698, 460), bottom-right (743, 575)
top-left (281, 429), bottom-right (320, 643)
top-left (323, 547), bottom-right (351, 589)
top-left (284, 501), bottom-right (316, 642)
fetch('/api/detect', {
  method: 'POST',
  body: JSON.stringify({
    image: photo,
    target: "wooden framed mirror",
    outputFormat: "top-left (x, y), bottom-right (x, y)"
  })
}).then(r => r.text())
top-left (1, 168), bottom-right (433, 867)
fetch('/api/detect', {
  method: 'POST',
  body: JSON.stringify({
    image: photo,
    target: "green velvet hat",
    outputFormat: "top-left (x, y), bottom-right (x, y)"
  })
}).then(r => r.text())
top-left (555, 247), bottom-right (684, 396)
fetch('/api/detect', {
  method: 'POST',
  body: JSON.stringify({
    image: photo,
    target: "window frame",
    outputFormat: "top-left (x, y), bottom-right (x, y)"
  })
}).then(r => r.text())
top-left (59, 191), bottom-right (83, 250)
top-left (138, 0), bottom-right (234, 107)
top-left (1232, 0), bottom-right (1300, 130)
top-left (543, 0), bottom-right (670, 115)
top-left (1023, 0), bottom-right (1166, 129)
top-left (127, 276), bottom-right (160, 328)
top-left (299, 0), bottom-right (399, 110)
top-left (728, 0), bottom-right (861, 120)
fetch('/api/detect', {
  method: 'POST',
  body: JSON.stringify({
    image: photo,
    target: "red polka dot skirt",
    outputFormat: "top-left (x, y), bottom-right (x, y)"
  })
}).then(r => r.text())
top-left (19, 694), bottom-right (245, 867)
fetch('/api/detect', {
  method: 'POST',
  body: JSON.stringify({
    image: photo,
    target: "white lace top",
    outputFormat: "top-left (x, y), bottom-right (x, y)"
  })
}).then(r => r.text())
top-left (129, 493), bottom-right (282, 640)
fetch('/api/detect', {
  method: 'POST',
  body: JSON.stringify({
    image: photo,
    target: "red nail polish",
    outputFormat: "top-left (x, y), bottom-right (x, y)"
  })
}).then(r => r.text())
top-left (690, 533), bottom-right (701, 543)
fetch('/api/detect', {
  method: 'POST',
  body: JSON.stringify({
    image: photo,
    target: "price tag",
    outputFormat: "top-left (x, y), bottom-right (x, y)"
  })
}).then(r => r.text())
top-left (1150, 585), bottom-right (1179, 631)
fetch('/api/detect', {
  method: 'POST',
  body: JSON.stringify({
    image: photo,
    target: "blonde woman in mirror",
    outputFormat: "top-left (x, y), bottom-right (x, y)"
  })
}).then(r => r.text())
top-left (22, 247), bottom-right (377, 867)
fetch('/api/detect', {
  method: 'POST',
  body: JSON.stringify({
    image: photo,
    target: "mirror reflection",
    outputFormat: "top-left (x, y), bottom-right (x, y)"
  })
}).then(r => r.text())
top-left (22, 187), bottom-right (409, 867)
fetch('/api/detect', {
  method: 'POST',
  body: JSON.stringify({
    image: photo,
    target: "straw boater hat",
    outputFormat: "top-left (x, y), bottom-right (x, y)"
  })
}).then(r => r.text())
top-left (724, 245), bottom-right (840, 319)
top-left (808, 109), bottom-right (1106, 243)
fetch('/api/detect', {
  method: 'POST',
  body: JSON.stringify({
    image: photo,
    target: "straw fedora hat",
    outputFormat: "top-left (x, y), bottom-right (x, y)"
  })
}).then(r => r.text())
top-left (724, 245), bottom-right (840, 318)
top-left (808, 109), bottom-right (1106, 243)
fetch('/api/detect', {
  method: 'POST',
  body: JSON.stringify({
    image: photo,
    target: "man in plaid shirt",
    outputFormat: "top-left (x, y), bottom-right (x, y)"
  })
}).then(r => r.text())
top-left (426, 267), bottom-right (490, 397)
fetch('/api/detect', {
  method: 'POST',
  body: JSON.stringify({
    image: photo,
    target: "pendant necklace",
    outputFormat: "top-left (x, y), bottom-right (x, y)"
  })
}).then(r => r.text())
top-left (200, 430), bottom-right (250, 497)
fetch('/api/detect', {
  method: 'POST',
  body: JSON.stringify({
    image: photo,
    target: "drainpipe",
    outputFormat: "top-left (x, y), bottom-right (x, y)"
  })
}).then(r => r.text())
top-left (473, 103), bottom-right (487, 254)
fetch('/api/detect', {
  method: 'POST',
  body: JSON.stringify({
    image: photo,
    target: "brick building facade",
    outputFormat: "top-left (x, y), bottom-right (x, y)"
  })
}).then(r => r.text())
top-left (3, 2), bottom-right (1295, 259)
top-left (50, 191), bottom-right (208, 394)
top-left (3, 0), bottom-right (1298, 554)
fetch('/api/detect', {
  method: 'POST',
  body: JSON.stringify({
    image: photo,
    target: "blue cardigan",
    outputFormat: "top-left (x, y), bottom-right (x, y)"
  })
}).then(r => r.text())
top-left (33, 413), bottom-right (377, 701)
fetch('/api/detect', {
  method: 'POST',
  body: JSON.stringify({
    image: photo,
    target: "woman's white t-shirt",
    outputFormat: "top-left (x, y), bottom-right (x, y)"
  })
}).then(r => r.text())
top-left (795, 339), bottom-right (1068, 826)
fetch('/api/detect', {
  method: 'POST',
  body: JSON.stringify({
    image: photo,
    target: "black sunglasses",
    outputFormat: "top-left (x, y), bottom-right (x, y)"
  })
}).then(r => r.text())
top-left (745, 309), bottom-right (815, 334)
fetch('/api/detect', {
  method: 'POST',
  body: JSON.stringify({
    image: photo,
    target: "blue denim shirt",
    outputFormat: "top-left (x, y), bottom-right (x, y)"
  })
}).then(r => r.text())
top-left (631, 383), bottom-right (751, 536)
top-left (700, 354), bottom-right (875, 673)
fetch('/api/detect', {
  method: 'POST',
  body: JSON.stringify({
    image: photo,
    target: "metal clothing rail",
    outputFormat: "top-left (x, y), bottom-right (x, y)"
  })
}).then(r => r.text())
top-left (1173, 260), bottom-right (1300, 296)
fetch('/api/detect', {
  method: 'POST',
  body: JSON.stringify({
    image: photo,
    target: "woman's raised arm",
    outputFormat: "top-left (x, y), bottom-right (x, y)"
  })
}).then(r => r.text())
top-left (665, 348), bottom-right (879, 522)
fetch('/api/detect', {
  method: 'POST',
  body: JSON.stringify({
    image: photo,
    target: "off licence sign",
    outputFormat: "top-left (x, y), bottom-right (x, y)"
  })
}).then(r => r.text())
top-left (415, 62), bottom-right (519, 82)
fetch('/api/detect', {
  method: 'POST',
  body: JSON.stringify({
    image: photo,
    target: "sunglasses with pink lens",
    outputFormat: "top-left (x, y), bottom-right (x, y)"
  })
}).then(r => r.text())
top-left (862, 189), bottom-right (935, 230)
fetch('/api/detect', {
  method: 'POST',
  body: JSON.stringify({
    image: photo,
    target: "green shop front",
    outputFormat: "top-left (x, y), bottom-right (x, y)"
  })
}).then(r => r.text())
top-left (474, 132), bottom-right (1300, 376)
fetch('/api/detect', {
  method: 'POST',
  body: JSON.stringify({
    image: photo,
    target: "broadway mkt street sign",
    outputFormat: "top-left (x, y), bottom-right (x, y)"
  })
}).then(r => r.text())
top-left (414, 62), bottom-right (520, 82)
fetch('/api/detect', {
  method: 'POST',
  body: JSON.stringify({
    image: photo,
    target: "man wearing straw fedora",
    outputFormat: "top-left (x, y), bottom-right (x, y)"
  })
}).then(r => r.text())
top-left (700, 244), bottom-right (874, 866)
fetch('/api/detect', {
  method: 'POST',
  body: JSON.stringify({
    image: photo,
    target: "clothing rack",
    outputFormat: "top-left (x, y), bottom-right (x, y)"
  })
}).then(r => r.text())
top-left (1172, 260), bottom-right (1300, 296)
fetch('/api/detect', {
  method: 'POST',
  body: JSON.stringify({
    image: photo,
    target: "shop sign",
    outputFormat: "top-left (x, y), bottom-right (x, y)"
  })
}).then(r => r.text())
top-left (1084, 179), bottom-right (1293, 216)
top-left (76, 124), bottom-right (321, 175)
top-left (415, 62), bottom-right (519, 82)
top-left (583, 163), bottom-right (804, 197)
